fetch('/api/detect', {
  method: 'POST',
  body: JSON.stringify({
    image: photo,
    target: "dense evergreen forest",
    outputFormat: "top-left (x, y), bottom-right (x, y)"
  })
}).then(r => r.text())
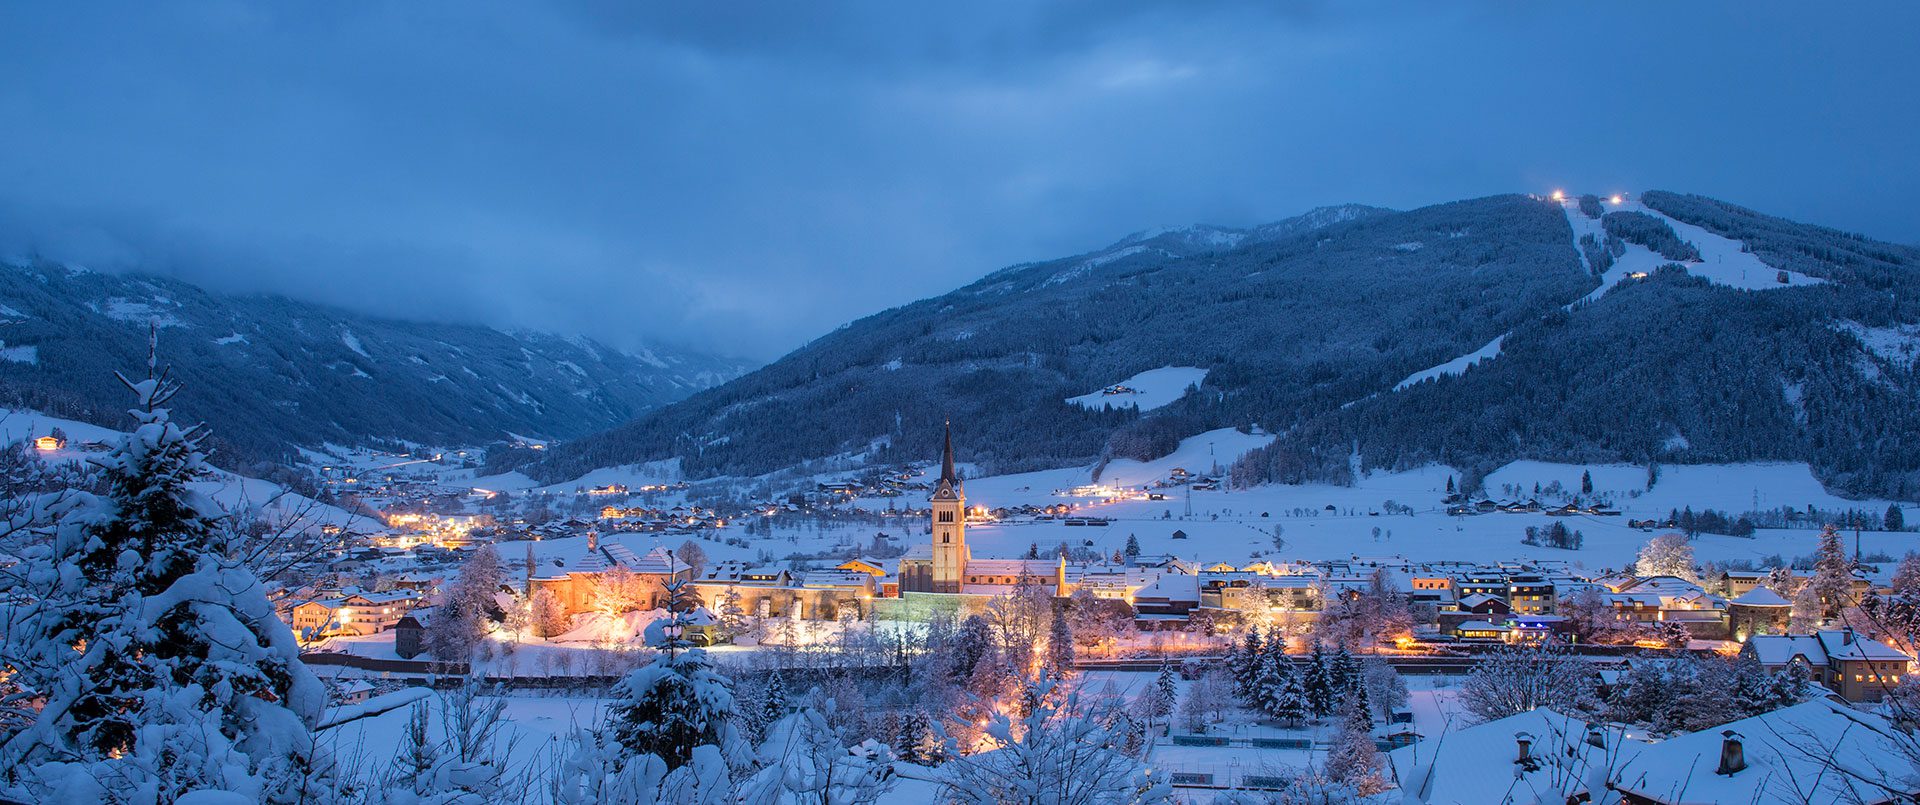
top-left (531, 190), bottom-right (1920, 501)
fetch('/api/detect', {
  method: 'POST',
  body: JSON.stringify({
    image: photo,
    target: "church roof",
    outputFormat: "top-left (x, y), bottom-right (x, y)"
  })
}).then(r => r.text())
top-left (931, 420), bottom-right (964, 501)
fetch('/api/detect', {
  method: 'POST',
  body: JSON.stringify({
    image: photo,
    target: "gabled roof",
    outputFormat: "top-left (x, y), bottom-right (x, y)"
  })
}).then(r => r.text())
top-left (1611, 700), bottom-right (1913, 804)
top-left (1748, 630), bottom-right (1913, 666)
top-left (1388, 709), bottom-right (1644, 804)
top-left (1729, 585), bottom-right (1791, 607)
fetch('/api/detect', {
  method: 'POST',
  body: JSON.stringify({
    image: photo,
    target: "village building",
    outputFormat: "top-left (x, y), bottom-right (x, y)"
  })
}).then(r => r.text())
top-left (289, 589), bottom-right (424, 639)
top-left (527, 536), bottom-right (694, 616)
top-left (897, 424), bottom-right (1071, 604)
top-left (1743, 628), bottom-right (1914, 702)
top-left (1726, 585), bottom-right (1793, 642)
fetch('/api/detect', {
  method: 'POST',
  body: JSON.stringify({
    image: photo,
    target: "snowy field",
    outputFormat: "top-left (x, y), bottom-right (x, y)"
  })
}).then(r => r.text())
top-left (1065, 366), bottom-right (1209, 412)
top-left (431, 422), bottom-right (1920, 578)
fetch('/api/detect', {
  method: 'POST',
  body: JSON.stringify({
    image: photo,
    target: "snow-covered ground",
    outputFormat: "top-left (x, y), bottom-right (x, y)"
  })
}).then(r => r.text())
top-left (1563, 195), bottom-right (1821, 300)
top-left (1393, 335), bottom-right (1504, 390)
top-left (1, 408), bottom-right (380, 532)
top-left (844, 428), bottom-right (1916, 574)
top-left (1065, 366), bottom-right (1208, 412)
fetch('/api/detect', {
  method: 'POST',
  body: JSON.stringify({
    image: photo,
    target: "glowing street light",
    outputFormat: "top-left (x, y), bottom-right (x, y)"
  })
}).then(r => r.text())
top-left (1550, 189), bottom-right (1566, 202)
top-left (1610, 194), bottom-right (1624, 205)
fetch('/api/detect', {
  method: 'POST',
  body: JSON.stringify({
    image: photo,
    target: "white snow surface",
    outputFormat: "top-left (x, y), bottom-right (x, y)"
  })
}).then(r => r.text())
top-left (1393, 334), bottom-right (1504, 390)
top-left (0, 341), bottom-right (35, 364)
top-left (96, 297), bottom-right (185, 327)
top-left (1562, 196), bottom-right (1822, 301)
top-left (1837, 319), bottom-right (1920, 368)
top-left (1065, 366), bottom-right (1208, 412)
top-left (0, 408), bottom-right (381, 533)
top-left (340, 329), bottom-right (371, 359)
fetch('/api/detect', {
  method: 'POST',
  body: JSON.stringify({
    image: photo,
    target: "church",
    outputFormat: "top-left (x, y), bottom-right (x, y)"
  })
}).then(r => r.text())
top-left (897, 423), bottom-right (1070, 598)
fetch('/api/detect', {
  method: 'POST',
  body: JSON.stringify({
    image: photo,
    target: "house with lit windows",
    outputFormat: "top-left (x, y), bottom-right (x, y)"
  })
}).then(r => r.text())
top-left (1742, 628), bottom-right (1914, 702)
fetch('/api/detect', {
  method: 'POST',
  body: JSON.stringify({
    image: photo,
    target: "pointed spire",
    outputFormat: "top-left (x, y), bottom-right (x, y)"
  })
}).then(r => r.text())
top-left (940, 419), bottom-right (957, 484)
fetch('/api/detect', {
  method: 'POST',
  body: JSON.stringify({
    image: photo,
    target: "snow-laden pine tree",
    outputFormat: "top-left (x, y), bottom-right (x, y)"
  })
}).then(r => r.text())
top-left (1303, 642), bottom-right (1334, 719)
top-left (1045, 603), bottom-right (1075, 675)
top-left (604, 570), bottom-right (746, 772)
top-left (0, 350), bottom-right (327, 802)
top-left (941, 674), bottom-right (1172, 805)
top-left (1805, 523), bottom-right (1858, 620)
top-left (1230, 629), bottom-right (1264, 701)
top-left (735, 698), bottom-right (892, 804)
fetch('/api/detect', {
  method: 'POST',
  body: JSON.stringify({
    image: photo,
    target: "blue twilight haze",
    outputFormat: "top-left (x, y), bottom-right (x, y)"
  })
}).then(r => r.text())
top-left (0, 2), bottom-right (1914, 359)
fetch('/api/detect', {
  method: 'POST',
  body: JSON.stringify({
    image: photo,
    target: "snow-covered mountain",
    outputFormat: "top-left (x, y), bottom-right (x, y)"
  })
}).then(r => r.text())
top-left (0, 260), bottom-right (752, 467)
top-left (524, 191), bottom-right (1920, 500)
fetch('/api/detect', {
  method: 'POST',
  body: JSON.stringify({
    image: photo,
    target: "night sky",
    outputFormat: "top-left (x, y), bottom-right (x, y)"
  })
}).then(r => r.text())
top-left (2, 3), bottom-right (1914, 360)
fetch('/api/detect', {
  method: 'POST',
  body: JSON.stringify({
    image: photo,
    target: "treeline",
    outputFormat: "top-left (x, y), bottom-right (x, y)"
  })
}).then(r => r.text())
top-left (1644, 190), bottom-right (1920, 297)
top-left (1603, 210), bottom-right (1701, 262)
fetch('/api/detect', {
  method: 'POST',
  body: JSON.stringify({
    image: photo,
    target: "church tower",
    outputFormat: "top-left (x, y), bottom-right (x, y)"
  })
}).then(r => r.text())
top-left (930, 421), bottom-right (969, 593)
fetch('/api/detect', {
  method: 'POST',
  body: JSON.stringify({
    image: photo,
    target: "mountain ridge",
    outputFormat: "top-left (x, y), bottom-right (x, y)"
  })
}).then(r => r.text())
top-left (521, 190), bottom-right (1920, 500)
top-left (0, 259), bottom-right (752, 469)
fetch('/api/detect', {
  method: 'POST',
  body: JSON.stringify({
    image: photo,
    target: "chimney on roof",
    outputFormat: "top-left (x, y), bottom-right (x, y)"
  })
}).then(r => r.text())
top-left (1514, 731), bottom-right (1537, 770)
top-left (1585, 722), bottom-right (1606, 749)
top-left (1843, 627), bottom-right (1856, 645)
top-left (1716, 730), bottom-right (1746, 775)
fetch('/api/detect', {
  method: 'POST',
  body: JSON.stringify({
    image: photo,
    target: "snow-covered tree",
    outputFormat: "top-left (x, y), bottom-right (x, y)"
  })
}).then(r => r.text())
top-left (426, 599), bottom-right (487, 663)
top-left (751, 669), bottom-right (792, 742)
top-left (941, 674), bottom-right (1172, 805)
top-left (1231, 628), bottom-right (1265, 700)
top-left (1136, 661), bottom-right (1178, 736)
top-left (1046, 602), bottom-right (1075, 675)
top-left (388, 700), bottom-right (439, 799)
top-left (450, 544), bottom-right (507, 617)
top-left (1321, 700), bottom-right (1386, 795)
top-left (0, 353), bottom-right (329, 802)
top-left (1892, 554), bottom-right (1920, 598)
top-left (1459, 643), bottom-right (1596, 723)
top-left (1634, 532), bottom-right (1696, 581)
top-left (1805, 524), bottom-right (1858, 620)
top-left (604, 570), bottom-right (744, 781)
top-left (1303, 642), bottom-right (1336, 719)
top-left (1266, 657), bottom-right (1307, 726)
top-left (718, 586), bottom-right (749, 642)
top-left (735, 699), bottom-right (892, 804)
top-left (1359, 660), bottom-right (1407, 723)
top-left (530, 587), bottom-right (570, 638)
top-left (1889, 504), bottom-right (1907, 532)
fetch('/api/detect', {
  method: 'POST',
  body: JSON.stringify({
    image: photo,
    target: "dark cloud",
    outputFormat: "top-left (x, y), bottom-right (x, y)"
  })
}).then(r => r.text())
top-left (1, 3), bottom-right (1914, 360)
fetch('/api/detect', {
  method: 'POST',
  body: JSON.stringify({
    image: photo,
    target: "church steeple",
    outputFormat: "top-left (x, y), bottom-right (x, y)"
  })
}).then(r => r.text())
top-left (929, 419), bottom-right (968, 592)
top-left (940, 419), bottom-right (957, 484)
top-left (932, 419), bottom-right (962, 502)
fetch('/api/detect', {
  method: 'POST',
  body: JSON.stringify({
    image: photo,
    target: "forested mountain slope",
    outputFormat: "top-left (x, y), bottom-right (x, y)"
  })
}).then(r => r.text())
top-left (1238, 191), bottom-right (1920, 499)
top-left (0, 261), bottom-right (750, 469)
top-left (525, 196), bottom-right (1592, 482)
